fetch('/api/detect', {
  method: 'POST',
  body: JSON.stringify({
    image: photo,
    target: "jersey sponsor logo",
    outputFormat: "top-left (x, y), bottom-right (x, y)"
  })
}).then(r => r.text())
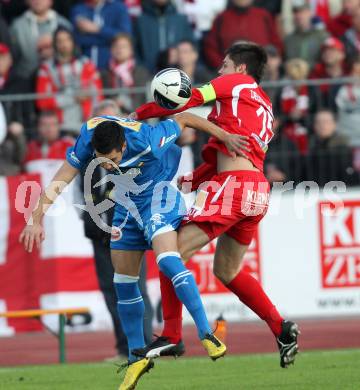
top-left (87, 117), bottom-right (141, 132)
top-left (87, 117), bottom-right (109, 129)
top-left (111, 226), bottom-right (122, 242)
top-left (241, 189), bottom-right (269, 217)
top-left (159, 134), bottom-right (177, 147)
top-left (319, 200), bottom-right (360, 288)
top-left (118, 120), bottom-right (141, 132)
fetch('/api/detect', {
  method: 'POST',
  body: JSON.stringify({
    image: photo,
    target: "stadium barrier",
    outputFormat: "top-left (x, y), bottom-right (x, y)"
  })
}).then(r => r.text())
top-left (1, 76), bottom-right (359, 186)
top-left (1, 173), bottom-right (359, 336)
top-left (1, 78), bottom-right (359, 336)
top-left (0, 307), bottom-right (89, 363)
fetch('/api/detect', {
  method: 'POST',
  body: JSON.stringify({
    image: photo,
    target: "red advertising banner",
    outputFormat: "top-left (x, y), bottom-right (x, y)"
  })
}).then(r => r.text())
top-left (319, 200), bottom-right (360, 288)
top-left (0, 175), bottom-right (99, 333)
top-left (146, 229), bottom-right (261, 293)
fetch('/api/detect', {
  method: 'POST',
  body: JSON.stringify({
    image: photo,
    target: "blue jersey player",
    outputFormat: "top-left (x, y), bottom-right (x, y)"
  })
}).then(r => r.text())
top-left (20, 112), bottom-right (248, 389)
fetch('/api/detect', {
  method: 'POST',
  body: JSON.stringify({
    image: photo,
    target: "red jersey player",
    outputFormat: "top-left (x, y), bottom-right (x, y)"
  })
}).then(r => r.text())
top-left (132, 42), bottom-right (300, 368)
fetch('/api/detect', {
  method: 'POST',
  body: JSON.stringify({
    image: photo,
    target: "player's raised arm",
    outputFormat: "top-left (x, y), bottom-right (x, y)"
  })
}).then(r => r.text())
top-left (19, 161), bottom-right (79, 253)
top-left (133, 81), bottom-right (218, 121)
top-left (174, 112), bottom-right (249, 159)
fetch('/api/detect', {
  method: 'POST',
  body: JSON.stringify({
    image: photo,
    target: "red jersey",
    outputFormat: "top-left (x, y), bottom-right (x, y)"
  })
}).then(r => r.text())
top-left (24, 138), bottom-right (74, 165)
top-left (136, 74), bottom-right (274, 171)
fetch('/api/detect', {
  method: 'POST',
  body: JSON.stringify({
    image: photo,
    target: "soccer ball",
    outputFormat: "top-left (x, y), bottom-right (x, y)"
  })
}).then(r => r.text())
top-left (151, 68), bottom-right (192, 110)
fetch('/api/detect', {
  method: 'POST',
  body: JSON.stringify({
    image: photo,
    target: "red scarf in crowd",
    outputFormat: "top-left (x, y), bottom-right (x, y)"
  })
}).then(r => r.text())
top-left (109, 58), bottom-right (135, 88)
top-left (311, 0), bottom-right (330, 24)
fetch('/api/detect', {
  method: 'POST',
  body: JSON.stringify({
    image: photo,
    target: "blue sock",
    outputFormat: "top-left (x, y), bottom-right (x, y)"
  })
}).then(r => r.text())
top-left (113, 273), bottom-right (145, 362)
top-left (157, 251), bottom-right (211, 339)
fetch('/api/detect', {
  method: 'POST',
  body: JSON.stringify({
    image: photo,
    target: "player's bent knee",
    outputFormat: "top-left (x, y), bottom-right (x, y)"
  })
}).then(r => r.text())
top-left (213, 263), bottom-right (227, 283)
top-left (213, 260), bottom-right (238, 285)
top-left (179, 248), bottom-right (191, 262)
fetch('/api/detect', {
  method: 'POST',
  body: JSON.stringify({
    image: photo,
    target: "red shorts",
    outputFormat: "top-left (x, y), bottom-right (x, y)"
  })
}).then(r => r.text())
top-left (182, 170), bottom-right (270, 245)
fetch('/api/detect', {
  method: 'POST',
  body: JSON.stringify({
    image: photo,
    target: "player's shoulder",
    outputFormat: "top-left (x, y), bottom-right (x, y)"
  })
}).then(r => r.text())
top-left (85, 116), bottom-right (143, 132)
top-left (210, 74), bottom-right (258, 92)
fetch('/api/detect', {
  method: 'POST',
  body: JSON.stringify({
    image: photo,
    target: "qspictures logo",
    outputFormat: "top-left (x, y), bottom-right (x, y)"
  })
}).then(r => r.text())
top-left (319, 200), bottom-right (360, 288)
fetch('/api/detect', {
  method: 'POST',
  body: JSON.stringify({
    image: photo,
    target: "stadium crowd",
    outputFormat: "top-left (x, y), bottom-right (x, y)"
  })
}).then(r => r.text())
top-left (0, 0), bottom-right (360, 186)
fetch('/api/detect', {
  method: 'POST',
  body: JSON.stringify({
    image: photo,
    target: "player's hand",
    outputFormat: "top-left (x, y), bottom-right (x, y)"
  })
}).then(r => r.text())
top-left (177, 175), bottom-right (186, 191)
top-left (19, 223), bottom-right (45, 253)
top-left (177, 173), bottom-right (193, 194)
top-left (128, 112), bottom-right (138, 120)
top-left (223, 134), bottom-right (250, 159)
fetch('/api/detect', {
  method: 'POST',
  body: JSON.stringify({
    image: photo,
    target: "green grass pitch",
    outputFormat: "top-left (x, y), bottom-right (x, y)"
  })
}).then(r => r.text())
top-left (1, 349), bottom-right (360, 390)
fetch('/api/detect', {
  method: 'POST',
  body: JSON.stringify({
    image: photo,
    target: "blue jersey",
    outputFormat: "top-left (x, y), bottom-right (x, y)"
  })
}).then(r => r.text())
top-left (67, 116), bottom-right (185, 251)
top-left (66, 116), bottom-right (182, 198)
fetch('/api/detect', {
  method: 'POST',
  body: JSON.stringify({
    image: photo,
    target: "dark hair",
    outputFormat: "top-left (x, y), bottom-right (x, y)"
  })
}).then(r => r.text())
top-left (38, 110), bottom-right (58, 122)
top-left (53, 26), bottom-right (79, 58)
top-left (156, 46), bottom-right (177, 71)
top-left (111, 32), bottom-right (133, 47)
top-left (177, 39), bottom-right (197, 51)
top-left (91, 120), bottom-right (126, 154)
top-left (225, 41), bottom-right (268, 83)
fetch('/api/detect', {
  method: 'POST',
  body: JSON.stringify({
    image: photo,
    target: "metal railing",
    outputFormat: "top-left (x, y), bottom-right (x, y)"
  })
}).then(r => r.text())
top-left (1, 77), bottom-right (360, 187)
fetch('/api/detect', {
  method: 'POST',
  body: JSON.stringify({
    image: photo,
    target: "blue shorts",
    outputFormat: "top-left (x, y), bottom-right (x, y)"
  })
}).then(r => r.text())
top-left (110, 182), bottom-right (186, 251)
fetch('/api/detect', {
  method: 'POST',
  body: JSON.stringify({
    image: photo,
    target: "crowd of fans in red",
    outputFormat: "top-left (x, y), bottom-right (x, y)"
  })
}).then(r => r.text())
top-left (0, 0), bottom-right (360, 186)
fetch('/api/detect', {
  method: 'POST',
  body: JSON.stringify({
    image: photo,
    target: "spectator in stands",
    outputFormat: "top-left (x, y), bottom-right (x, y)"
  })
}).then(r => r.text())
top-left (10, 0), bottom-right (72, 79)
top-left (176, 40), bottom-right (214, 84)
top-left (282, 0), bottom-right (342, 36)
top-left (281, 58), bottom-right (310, 155)
top-left (79, 99), bottom-right (153, 359)
top-left (24, 111), bottom-right (73, 172)
top-left (0, 43), bottom-right (34, 126)
top-left (0, 0), bottom-right (27, 24)
top-left (310, 36), bottom-right (346, 111)
top-left (262, 45), bottom-right (283, 115)
top-left (204, 0), bottom-right (282, 69)
top-left (307, 109), bottom-right (358, 186)
top-left (173, 0), bottom-right (227, 38)
top-left (101, 33), bottom-right (150, 113)
top-left (326, 0), bottom-right (360, 38)
top-left (0, 120), bottom-right (27, 176)
top-left (343, 7), bottom-right (360, 60)
top-left (254, 0), bottom-right (282, 16)
top-left (37, 32), bottom-right (54, 63)
top-left (134, 0), bottom-right (195, 72)
top-left (0, 101), bottom-right (4, 144)
top-left (0, 14), bottom-right (11, 49)
top-left (336, 56), bottom-right (360, 147)
top-left (123, 0), bottom-right (142, 18)
top-left (36, 27), bottom-right (103, 135)
top-left (71, 0), bottom-right (131, 70)
top-left (284, 1), bottom-right (328, 68)
top-left (53, 0), bottom-right (82, 20)
top-left (156, 46), bottom-right (178, 71)
top-left (265, 118), bottom-right (303, 185)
